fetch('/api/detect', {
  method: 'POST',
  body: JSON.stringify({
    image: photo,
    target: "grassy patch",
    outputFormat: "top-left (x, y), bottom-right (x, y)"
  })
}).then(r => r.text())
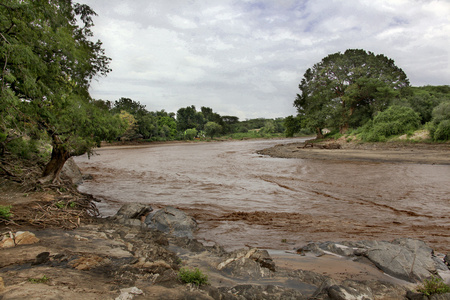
top-left (28, 275), bottom-right (50, 284)
top-left (0, 205), bottom-right (12, 220)
top-left (416, 276), bottom-right (450, 296)
top-left (178, 267), bottom-right (208, 286)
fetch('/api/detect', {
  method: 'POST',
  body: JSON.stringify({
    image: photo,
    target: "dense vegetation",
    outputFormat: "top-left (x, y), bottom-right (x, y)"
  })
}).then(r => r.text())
top-left (288, 49), bottom-right (450, 142)
top-left (1, 2), bottom-right (448, 184)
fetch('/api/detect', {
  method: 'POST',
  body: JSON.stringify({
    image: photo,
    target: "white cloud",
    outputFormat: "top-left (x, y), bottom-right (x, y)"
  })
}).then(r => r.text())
top-left (80, 0), bottom-right (450, 119)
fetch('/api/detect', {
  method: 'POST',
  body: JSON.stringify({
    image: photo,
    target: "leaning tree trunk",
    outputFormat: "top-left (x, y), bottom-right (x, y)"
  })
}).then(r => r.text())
top-left (42, 135), bottom-right (70, 183)
top-left (316, 127), bottom-right (324, 139)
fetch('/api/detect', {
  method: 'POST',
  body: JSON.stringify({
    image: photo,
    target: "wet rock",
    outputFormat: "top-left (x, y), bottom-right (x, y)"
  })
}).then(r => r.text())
top-left (145, 206), bottom-right (197, 239)
top-left (32, 252), bottom-right (50, 265)
top-left (248, 249), bottom-right (276, 272)
top-left (219, 284), bottom-right (307, 300)
top-left (327, 282), bottom-right (373, 300)
top-left (112, 203), bottom-right (153, 226)
top-left (406, 290), bottom-right (428, 300)
top-left (217, 248), bottom-right (275, 278)
top-left (319, 242), bottom-right (355, 257)
top-left (297, 242), bottom-right (325, 257)
top-left (314, 279), bottom-right (406, 300)
top-left (317, 239), bottom-right (444, 283)
top-left (365, 238), bottom-right (436, 282)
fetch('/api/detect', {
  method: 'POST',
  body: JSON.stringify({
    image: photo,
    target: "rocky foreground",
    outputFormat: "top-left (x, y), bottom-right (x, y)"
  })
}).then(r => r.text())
top-left (1, 203), bottom-right (450, 300)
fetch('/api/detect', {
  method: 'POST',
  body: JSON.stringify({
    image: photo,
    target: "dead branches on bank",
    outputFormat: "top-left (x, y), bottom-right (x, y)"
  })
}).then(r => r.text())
top-left (9, 196), bottom-right (98, 230)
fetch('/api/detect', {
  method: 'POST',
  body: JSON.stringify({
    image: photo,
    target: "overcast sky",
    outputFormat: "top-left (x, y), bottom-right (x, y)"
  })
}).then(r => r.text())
top-left (79, 0), bottom-right (450, 120)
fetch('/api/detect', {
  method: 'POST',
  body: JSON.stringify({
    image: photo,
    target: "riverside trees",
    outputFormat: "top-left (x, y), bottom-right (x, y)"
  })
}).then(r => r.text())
top-left (294, 49), bottom-right (410, 137)
top-left (0, 1), bottom-right (125, 182)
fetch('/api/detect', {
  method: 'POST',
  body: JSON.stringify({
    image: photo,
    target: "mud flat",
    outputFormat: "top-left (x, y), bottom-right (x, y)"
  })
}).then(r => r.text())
top-left (257, 141), bottom-right (450, 165)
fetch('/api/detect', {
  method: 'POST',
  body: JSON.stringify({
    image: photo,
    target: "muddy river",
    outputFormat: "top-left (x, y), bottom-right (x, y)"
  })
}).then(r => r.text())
top-left (75, 138), bottom-right (450, 252)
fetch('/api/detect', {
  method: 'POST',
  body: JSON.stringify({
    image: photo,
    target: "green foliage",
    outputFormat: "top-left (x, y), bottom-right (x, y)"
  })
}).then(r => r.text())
top-left (428, 101), bottom-right (450, 141)
top-left (204, 122), bottom-right (222, 139)
top-left (433, 120), bottom-right (450, 141)
top-left (177, 106), bottom-right (205, 132)
top-left (184, 128), bottom-right (198, 140)
top-left (5, 138), bottom-right (39, 159)
top-left (0, 205), bottom-right (12, 220)
top-left (416, 276), bottom-right (450, 296)
top-left (178, 267), bottom-right (208, 286)
top-left (295, 49), bottom-right (409, 134)
top-left (359, 106), bottom-right (421, 142)
top-left (0, 0), bottom-right (125, 179)
top-left (28, 275), bottom-right (50, 284)
top-left (284, 115), bottom-right (303, 137)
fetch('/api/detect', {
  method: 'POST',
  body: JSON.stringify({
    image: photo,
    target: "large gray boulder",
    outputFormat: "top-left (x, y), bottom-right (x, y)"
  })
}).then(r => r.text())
top-left (317, 239), bottom-right (448, 283)
top-left (61, 157), bottom-right (83, 184)
top-left (365, 238), bottom-right (436, 283)
top-left (145, 206), bottom-right (197, 238)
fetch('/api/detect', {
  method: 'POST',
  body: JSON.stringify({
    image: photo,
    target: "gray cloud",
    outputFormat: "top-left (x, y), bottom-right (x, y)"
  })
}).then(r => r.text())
top-left (80, 0), bottom-right (450, 120)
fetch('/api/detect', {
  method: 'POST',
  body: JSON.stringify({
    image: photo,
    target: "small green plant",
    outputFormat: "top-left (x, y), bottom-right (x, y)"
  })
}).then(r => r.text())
top-left (69, 201), bottom-right (76, 208)
top-left (178, 267), bottom-right (208, 286)
top-left (416, 276), bottom-right (450, 296)
top-left (28, 275), bottom-right (50, 284)
top-left (281, 238), bottom-right (287, 243)
top-left (55, 201), bottom-right (65, 209)
top-left (0, 205), bottom-right (12, 220)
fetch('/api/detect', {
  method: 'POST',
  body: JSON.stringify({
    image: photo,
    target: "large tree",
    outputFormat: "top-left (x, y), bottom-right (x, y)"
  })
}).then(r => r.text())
top-left (1, 1), bottom-right (123, 182)
top-left (294, 49), bottom-right (410, 136)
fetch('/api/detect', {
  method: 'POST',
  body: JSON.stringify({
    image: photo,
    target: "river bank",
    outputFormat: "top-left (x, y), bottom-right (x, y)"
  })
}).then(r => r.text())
top-left (257, 139), bottom-right (450, 165)
top-left (1, 199), bottom-right (448, 299)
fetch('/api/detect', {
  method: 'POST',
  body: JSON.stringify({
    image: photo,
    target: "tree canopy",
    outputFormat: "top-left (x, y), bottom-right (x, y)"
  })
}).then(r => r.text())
top-left (1, 0), bottom-right (123, 181)
top-left (294, 49), bottom-right (410, 136)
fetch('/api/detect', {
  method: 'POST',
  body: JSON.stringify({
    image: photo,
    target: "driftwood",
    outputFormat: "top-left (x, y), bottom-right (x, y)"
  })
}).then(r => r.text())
top-left (299, 142), bottom-right (342, 149)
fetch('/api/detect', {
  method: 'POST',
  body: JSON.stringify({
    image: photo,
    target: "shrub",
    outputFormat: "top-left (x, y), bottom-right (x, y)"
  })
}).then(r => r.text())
top-left (178, 267), bottom-right (208, 286)
top-left (0, 205), bottom-right (12, 220)
top-left (433, 119), bottom-right (450, 141)
top-left (359, 106), bottom-right (421, 141)
top-left (28, 275), bottom-right (50, 284)
top-left (416, 276), bottom-right (450, 296)
top-left (184, 128), bottom-right (197, 140)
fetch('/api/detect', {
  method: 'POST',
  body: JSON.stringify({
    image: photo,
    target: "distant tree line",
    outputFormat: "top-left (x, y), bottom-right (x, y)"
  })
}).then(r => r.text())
top-left (94, 98), bottom-right (288, 141)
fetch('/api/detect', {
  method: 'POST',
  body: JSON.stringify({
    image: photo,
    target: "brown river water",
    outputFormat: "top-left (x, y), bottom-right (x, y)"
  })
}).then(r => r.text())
top-left (75, 138), bottom-right (450, 253)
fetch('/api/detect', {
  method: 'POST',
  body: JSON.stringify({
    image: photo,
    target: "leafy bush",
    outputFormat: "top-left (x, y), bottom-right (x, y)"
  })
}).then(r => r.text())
top-left (178, 267), bottom-right (208, 286)
top-left (5, 138), bottom-right (40, 159)
top-left (416, 276), bottom-right (450, 296)
top-left (433, 119), bottom-right (450, 141)
top-left (429, 101), bottom-right (450, 141)
top-left (184, 128), bottom-right (198, 140)
top-left (204, 122), bottom-right (222, 139)
top-left (359, 106), bottom-right (421, 142)
top-left (0, 205), bottom-right (12, 220)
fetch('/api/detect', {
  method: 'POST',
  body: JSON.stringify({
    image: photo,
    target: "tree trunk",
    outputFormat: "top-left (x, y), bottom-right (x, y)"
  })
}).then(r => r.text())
top-left (340, 106), bottom-right (355, 134)
top-left (316, 127), bottom-right (324, 139)
top-left (42, 135), bottom-right (70, 183)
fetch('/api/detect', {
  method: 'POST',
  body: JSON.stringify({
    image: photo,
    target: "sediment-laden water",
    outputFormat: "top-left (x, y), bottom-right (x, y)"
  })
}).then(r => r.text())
top-left (75, 139), bottom-right (450, 252)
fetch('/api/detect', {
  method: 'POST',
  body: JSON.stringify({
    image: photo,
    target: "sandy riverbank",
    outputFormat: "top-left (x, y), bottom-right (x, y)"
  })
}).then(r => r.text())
top-left (257, 140), bottom-right (450, 165)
